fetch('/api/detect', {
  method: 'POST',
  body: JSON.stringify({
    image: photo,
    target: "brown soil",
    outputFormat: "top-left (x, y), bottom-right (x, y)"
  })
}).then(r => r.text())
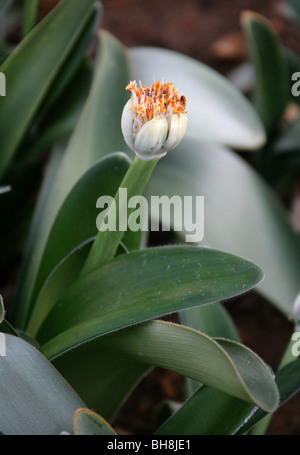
top-left (100, 0), bottom-right (300, 74)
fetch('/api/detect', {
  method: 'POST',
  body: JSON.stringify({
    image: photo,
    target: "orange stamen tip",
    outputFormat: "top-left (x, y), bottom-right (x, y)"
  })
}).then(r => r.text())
top-left (126, 79), bottom-right (187, 122)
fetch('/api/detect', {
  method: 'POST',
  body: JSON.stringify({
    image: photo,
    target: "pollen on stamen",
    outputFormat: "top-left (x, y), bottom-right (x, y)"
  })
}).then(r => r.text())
top-left (126, 80), bottom-right (187, 123)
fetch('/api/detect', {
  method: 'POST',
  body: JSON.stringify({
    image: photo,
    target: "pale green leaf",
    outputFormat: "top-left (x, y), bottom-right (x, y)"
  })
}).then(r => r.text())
top-left (48, 321), bottom-right (279, 420)
top-left (74, 409), bottom-right (116, 435)
top-left (0, 335), bottom-right (85, 435)
top-left (129, 47), bottom-right (266, 150)
top-left (148, 139), bottom-right (300, 315)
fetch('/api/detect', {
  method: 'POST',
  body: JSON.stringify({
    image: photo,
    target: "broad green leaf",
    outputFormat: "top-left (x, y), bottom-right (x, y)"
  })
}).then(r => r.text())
top-left (11, 146), bottom-right (65, 326)
top-left (48, 321), bottom-right (279, 420)
top-left (237, 359), bottom-right (300, 434)
top-left (280, 332), bottom-right (300, 367)
top-left (0, 334), bottom-right (85, 435)
top-left (0, 319), bottom-right (19, 336)
top-left (148, 139), bottom-right (300, 316)
top-left (25, 152), bottom-right (131, 331)
top-left (37, 245), bottom-right (263, 351)
top-left (247, 331), bottom-right (300, 435)
top-left (241, 11), bottom-right (289, 135)
top-left (129, 47), bottom-right (266, 150)
top-left (0, 0), bottom-right (99, 180)
top-left (180, 304), bottom-right (240, 342)
top-left (0, 48), bottom-right (8, 64)
top-left (155, 400), bottom-right (182, 430)
top-left (27, 234), bottom-right (140, 337)
top-left (0, 160), bottom-right (43, 275)
top-left (27, 239), bottom-right (93, 337)
top-left (155, 385), bottom-right (255, 435)
top-left (23, 61), bottom-right (93, 162)
top-left (37, 30), bottom-right (131, 210)
top-left (180, 303), bottom-right (241, 394)
top-left (36, 6), bottom-right (99, 120)
top-left (74, 409), bottom-right (116, 435)
top-left (14, 31), bottom-right (131, 330)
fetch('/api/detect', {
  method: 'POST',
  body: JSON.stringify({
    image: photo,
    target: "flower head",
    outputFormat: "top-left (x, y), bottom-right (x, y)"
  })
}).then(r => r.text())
top-left (121, 80), bottom-right (188, 160)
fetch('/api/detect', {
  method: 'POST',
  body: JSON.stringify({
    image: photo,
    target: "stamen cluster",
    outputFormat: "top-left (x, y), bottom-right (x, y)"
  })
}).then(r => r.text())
top-left (126, 80), bottom-right (187, 134)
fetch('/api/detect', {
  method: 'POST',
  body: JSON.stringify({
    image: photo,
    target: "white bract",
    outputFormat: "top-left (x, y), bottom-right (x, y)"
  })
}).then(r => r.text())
top-left (121, 80), bottom-right (188, 160)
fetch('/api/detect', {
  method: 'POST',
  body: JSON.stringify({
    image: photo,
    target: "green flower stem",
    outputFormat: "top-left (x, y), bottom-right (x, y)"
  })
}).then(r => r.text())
top-left (80, 155), bottom-right (159, 277)
top-left (23, 0), bottom-right (39, 37)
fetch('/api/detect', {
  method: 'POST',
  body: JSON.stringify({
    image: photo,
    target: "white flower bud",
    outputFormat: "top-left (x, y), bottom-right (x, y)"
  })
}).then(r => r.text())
top-left (121, 80), bottom-right (188, 161)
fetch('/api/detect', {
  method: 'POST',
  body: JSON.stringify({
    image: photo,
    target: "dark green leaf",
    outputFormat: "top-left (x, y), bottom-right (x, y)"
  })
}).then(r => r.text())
top-left (237, 359), bottom-right (300, 434)
top-left (36, 7), bottom-right (100, 119)
top-left (155, 385), bottom-right (255, 435)
top-left (27, 239), bottom-right (93, 337)
top-left (241, 11), bottom-right (289, 135)
top-left (23, 61), bottom-right (93, 161)
top-left (14, 31), bottom-right (131, 330)
top-left (24, 152), bottom-right (131, 332)
top-left (37, 245), bottom-right (263, 350)
top-left (0, 0), bottom-right (99, 179)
